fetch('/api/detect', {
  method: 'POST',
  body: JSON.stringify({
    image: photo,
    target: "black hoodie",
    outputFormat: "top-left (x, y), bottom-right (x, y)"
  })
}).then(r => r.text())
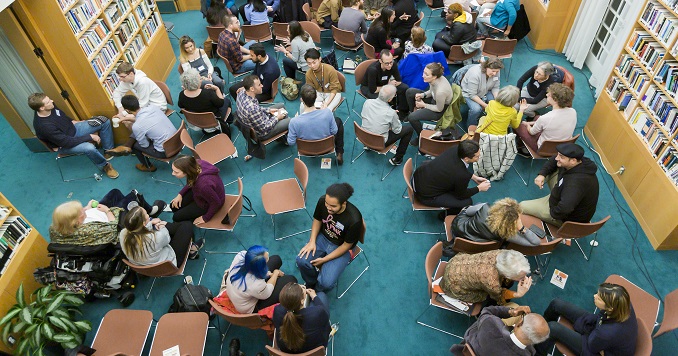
top-left (538, 156), bottom-right (599, 223)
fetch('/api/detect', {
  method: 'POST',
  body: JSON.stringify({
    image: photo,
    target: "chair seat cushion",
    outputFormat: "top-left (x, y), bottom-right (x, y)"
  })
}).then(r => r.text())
top-left (261, 178), bottom-right (305, 214)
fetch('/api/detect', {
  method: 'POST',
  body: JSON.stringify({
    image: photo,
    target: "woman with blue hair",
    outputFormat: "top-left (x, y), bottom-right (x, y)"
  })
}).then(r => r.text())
top-left (224, 245), bottom-right (298, 313)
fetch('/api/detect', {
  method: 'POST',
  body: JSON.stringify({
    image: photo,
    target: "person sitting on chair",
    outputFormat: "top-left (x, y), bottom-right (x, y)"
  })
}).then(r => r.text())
top-left (519, 143), bottom-right (599, 227)
top-left (119, 206), bottom-right (201, 267)
top-left (365, 8), bottom-right (405, 59)
top-left (303, 49), bottom-right (343, 112)
top-left (112, 62), bottom-right (168, 118)
top-left (275, 21), bottom-right (316, 80)
top-left (361, 84), bottom-right (414, 166)
top-left (296, 183), bottom-right (363, 292)
top-left (316, 0), bottom-right (343, 29)
top-left (390, 0), bottom-right (418, 43)
top-left (178, 36), bottom-right (225, 91)
top-left (450, 305), bottom-right (550, 356)
top-left (30, 93), bottom-right (120, 179)
top-left (338, 0), bottom-right (368, 44)
top-left (177, 68), bottom-right (233, 137)
top-left (534, 283), bottom-right (638, 356)
top-left (273, 283), bottom-right (332, 354)
top-left (452, 198), bottom-right (541, 247)
top-left (287, 84), bottom-right (345, 165)
top-left (474, 85), bottom-right (527, 136)
top-left (460, 57), bottom-right (503, 134)
top-left (432, 3), bottom-right (477, 58)
top-left (236, 74), bottom-right (290, 141)
top-left (229, 43), bottom-right (280, 101)
top-left (360, 50), bottom-right (409, 116)
top-left (405, 62), bottom-right (454, 146)
top-left (217, 14), bottom-right (256, 74)
top-left (225, 245), bottom-right (298, 313)
top-left (476, 0), bottom-right (519, 38)
top-left (170, 155), bottom-right (226, 225)
top-left (403, 27), bottom-right (434, 58)
top-left (516, 61), bottom-right (559, 120)
top-left (243, 0), bottom-right (269, 25)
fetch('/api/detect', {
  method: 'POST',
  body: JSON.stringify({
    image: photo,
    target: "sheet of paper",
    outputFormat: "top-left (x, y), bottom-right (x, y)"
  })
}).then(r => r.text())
top-left (163, 345), bottom-right (180, 356)
top-left (321, 158), bottom-right (332, 169)
top-left (422, 123), bottom-right (436, 130)
top-left (550, 269), bottom-right (569, 289)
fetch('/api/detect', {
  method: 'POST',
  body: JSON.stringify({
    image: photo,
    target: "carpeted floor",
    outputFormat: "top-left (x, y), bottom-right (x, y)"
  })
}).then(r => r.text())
top-left (1, 3), bottom-right (677, 355)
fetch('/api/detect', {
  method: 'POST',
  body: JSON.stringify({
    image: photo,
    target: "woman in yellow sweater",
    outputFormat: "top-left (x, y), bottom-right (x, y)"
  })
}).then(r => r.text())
top-left (475, 85), bottom-right (528, 136)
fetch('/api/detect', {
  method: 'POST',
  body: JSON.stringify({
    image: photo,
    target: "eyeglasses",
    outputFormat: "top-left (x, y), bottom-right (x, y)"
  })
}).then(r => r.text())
top-left (118, 74), bottom-right (129, 79)
top-left (381, 60), bottom-right (394, 66)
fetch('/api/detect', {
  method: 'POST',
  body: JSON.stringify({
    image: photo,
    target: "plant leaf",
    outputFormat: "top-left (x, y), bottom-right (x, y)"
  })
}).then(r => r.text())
top-left (41, 323), bottom-right (54, 341)
top-left (59, 317), bottom-right (77, 333)
top-left (32, 327), bottom-right (41, 348)
top-left (0, 307), bottom-right (21, 326)
top-left (67, 307), bottom-right (83, 316)
top-left (2, 322), bottom-right (11, 347)
top-left (16, 338), bottom-right (29, 356)
top-left (25, 323), bottom-right (38, 334)
top-left (12, 320), bottom-right (26, 334)
top-left (51, 308), bottom-right (69, 319)
top-left (47, 316), bottom-right (68, 332)
top-left (15, 283), bottom-right (25, 308)
top-left (62, 340), bottom-right (79, 349)
top-left (61, 294), bottom-right (84, 306)
top-left (51, 333), bottom-right (75, 343)
top-left (40, 285), bottom-right (51, 299)
top-left (37, 346), bottom-right (46, 356)
top-left (74, 320), bottom-right (92, 333)
top-left (19, 307), bottom-right (32, 325)
top-left (45, 294), bottom-right (65, 314)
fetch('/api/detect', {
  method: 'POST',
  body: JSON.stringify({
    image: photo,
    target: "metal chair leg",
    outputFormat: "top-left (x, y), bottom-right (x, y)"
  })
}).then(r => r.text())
top-left (415, 305), bottom-right (464, 339)
top-left (56, 155), bottom-right (98, 182)
top-left (574, 232), bottom-right (597, 261)
top-left (380, 158), bottom-right (397, 181)
top-left (272, 209), bottom-right (313, 240)
top-left (512, 165), bottom-right (527, 186)
top-left (351, 139), bottom-right (368, 163)
top-left (144, 277), bottom-right (157, 300)
top-left (337, 251), bottom-right (370, 299)
top-left (403, 210), bottom-right (446, 235)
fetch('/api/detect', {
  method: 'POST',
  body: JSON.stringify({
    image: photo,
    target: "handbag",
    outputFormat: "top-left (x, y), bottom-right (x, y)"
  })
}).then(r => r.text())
top-left (280, 77), bottom-right (299, 100)
top-left (431, 128), bottom-right (460, 141)
top-left (321, 49), bottom-right (338, 69)
top-left (461, 115), bottom-right (493, 140)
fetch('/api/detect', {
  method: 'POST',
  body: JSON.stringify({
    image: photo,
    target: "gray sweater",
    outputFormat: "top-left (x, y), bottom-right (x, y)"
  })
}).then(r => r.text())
top-left (423, 76), bottom-right (454, 112)
top-left (290, 35), bottom-right (316, 71)
top-left (338, 7), bottom-right (368, 44)
top-left (119, 223), bottom-right (177, 266)
top-left (461, 63), bottom-right (501, 99)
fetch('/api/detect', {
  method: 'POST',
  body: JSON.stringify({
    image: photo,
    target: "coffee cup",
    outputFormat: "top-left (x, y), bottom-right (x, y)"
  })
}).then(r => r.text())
top-left (112, 117), bottom-right (120, 128)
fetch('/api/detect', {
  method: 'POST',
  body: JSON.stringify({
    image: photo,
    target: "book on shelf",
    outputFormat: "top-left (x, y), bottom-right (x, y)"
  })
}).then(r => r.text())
top-left (0, 216), bottom-right (32, 274)
top-left (641, 1), bottom-right (678, 46)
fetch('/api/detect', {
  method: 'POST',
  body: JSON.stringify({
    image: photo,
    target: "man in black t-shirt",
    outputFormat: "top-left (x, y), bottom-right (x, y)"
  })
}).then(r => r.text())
top-left (360, 51), bottom-right (409, 115)
top-left (296, 183), bottom-right (363, 292)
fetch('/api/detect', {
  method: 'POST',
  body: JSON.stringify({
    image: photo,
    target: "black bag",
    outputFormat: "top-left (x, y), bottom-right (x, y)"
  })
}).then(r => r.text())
top-left (431, 128), bottom-right (460, 141)
top-left (168, 284), bottom-right (213, 314)
top-left (508, 5), bottom-right (531, 41)
top-left (322, 50), bottom-right (338, 70)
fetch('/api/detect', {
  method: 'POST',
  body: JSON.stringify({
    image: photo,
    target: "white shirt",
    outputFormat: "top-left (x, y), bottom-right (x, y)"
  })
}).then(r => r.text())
top-left (510, 333), bottom-right (527, 349)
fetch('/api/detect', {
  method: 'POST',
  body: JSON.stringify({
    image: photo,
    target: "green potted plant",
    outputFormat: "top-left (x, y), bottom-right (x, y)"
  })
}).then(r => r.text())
top-left (0, 283), bottom-right (92, 355)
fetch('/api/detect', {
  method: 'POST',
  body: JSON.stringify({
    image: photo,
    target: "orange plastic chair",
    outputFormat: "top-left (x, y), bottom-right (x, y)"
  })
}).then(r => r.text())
top-left (351, 122), bottom-right (397, 181)
top-left (402, 158), bottom-right (446, 234)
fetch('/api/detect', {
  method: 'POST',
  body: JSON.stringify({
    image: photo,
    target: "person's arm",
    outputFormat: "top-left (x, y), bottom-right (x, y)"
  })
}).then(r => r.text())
top-left (311, 241), bottom-right (352, 267)
top-left (112, 82), bottom-right (130, 113)
top-left (391, 66), bottom-right (402, 84)
top-left (390, 110), bottom-right (402, 134)
top-left (201, 49), bottom-right (215, 76)
top-left (287, 121), bottom-right (298, 145)
top-left (511, 99), bottom-right (527, 129)
top-left (201, 187), bottom-right (224, 222)
top-left (132, 124), bottom-right (150, 149)
top-left (516, 66), bottom-right (536, 89)
top-left (329, 113), bottom-right (338, 135)
top-left (550, 181), bottom-right (586, 221)
top-left (366, 67), bottom-right (379, 94)
top-left (508, 226), bottom-right (542, 246)
top-left (537, 156), bottom-right (558, 178)
top-left (424, 86), bottom-right (451, 112)
top-left (528, 80), bottom-right (552, 104)
top-left (503, 3), bottom-right (518, 35)
top-left (39, 120), bottom-right (91, 149)
top-left (360, 17), bottom-right (368, 34)
top-left (528, 117), bottom-right (544, 135)
top-left (180, 61), bottom-right (192, 72)
top-left (298, 218), bottom-right (322, 259)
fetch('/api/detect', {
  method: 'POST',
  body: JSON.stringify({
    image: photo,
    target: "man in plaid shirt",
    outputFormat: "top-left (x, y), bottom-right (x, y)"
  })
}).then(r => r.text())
top-left (236, 75), bottom-right (290, 141)
top-left (217, 14), bottom-right (256, 74)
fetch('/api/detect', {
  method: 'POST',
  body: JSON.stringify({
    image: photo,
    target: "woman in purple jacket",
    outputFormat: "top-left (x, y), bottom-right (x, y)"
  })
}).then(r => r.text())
top-left (170, 155), bottom-right (226, 224)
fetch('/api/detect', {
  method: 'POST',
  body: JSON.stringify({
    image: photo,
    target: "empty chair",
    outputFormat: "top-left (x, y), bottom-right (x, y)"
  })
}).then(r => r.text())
top-left (297, 136), bottom-right (340, 177)
top-left (481, 39), bottom-right (518, 80)
top-left (180, 109), bottom-right (224, 139)
top-left (336, 220), bottom-right (369, 299)
top-left (605, 274), bottom-right (661, 334)
top-left (402, 158), bottom-right (446, 235)
top-left (91, 309), bottom-right (153, 356)
top-left (38, 138), bottom-right (98, 182)
top-left (241, 22), bottom-right (274, 43)
top-left (555, 65), bottom-right (575, 91)
top-left (417, 129), bottom-right (460, 168)
top-left (143, 121), bottom-right (186, 185)
top-left (654, 288), bottom-right (678, 338)
top-left (149, 312), bottom-right (209, 356)
top-left (350, 59), bottom-right (378, 118)
top-left (260, 77), bottom-right (281, 105)
top-left (351, 122), bottom-right (398, 181)
top-left (518, 134), bottom-right (580, 185)
top-left (261, 158), bottom-right (312, 240)
top-left (544, 215), bottom-right (611, 261)
top-left (197, 178), bottom-right (251, 253)
top-left (331, 25), bottom-right (362, 63)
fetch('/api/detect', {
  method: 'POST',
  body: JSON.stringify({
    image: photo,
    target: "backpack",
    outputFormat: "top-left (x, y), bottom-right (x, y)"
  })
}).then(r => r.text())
top-left (168, 284), bottom-right (213, 314)
top-left (281, 77), bottom-right (300, 100)
top-left (321, 50), bottom-right (338, 70)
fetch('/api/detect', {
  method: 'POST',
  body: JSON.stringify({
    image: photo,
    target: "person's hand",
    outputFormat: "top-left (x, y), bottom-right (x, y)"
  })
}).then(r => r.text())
top-left (399, 14), bottom-right (410, 20)
top-left (277, 269), bottom-right (285, 276)
top-left (389, 79), bottom-right (398, 86)
top-left (504, 28), bottom-right (511, 36)
top-left (298, 241), bottom-right (317, 259)
top-left (415, 93), bottom-right (423, 101)
top-left (90, 134), bottom-right (101, 145)
top-left (415, 100), bottom-right (425, 109)
top-left (519, 98), bottom-right (528, 112)
top-left (307, 288), bottom-right (317, 299)
top-left (274, 44), bottom-right (285, 53)
top-left (310, 256), bottom-right (326, 267)
top-left (534, 175), bottom-right (545, 189)
top-left (207, 73), bottom-right (213, 81)
top-left (510, 305), bottom-right (531, 316)
top-left (516, 218), bottom-right (524, 232)
top-left (170, 194), bottom-right (183, 209)
top-left (515, 276), bottom-right (533, 297)
top-left (477, 180), bottom-right (491, 192)
top-left (269, 108), bottom-right (278, 114)
top-left (205, 84), bottom-right (218, 91)
top-left (267, 5), bottom-right (273, 12)
top-left (194, 216), bottom-right (205, 225)
top-left (472, 175), bottom-right (488, 184)
top-left (322, 101), bottom-right (329, 109)
top-left (96, 204), bottom-right (110, 212)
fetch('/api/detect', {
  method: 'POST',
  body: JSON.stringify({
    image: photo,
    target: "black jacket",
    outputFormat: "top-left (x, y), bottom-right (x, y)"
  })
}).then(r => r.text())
top-left (516, 65), bottom-right (557, 104)
top-left (391, 0), bottom-right (418, 41)
top-left (413, 146), bottom-right (478, 199)
top-left (538, 156), bottom-right (599, 223)
top-left (441, 20), bottom-right (477, 46)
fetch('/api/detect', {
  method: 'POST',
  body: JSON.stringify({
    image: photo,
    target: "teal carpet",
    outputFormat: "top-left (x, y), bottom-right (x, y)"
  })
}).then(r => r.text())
top-left (1, 4), bottom-right (677, 355)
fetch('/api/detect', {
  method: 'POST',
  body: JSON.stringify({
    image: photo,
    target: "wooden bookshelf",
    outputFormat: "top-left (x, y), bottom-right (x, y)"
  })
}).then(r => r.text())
top-left (585, 0), bottom-right (678, 250)
top-left (0, 193), bottom-right (50, 353)
top-left (523, 0), bottom-right (581, 51)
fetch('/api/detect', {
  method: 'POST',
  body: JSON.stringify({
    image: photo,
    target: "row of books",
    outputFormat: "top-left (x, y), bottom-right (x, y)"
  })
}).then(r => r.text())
top-left (58, 0), bottom-right (78, 12)
top-left (135, 1), bottom-right (152, 22)
top-left (607, 77), bottom-right (634, 106)
top-left (102, 62), bottom-right (123, 96)
top-left (628, 30), bottom-right (666, 75)
top-left (122, 36), bottom-right (146, 64)
top-left (629, 107), bottom-right (670, 158)
top-left (660, 0), bottom-right (678, 15)
top-left (91, 39), bottom-right (120, 79)
top-left (79, 19), bottom-right (112, 59)
top-left (642, 86), bottom-right (678, 135)
top-left (641, 1), bottom-right (678, 47)
top-left (658, 147), bottom-right (678, 185)
top-left (0, 216), bottom-right (32, 275)
top-left (65, 0), bottom-right (109, 36)
top-left (103, 0), bottom-right (132, 29)
top-left (140, 13), bottom-right (160, 43)
top-left (114, 15), bottom-right (141, 47)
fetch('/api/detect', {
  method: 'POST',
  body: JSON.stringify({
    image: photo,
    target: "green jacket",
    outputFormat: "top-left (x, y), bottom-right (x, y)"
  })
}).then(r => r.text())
top-left (435, 84), bottom-right (465, 131)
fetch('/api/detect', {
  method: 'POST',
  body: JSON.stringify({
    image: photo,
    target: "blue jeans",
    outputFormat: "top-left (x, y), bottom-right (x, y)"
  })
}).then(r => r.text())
top-left (296, 234), bottom-right (352, 292)
top-left (235, 41), bottom-right (257, 73)
top-left (59, 120), bottom-right (114, 168)
top-left (465, 91), bottom-right (494, 127)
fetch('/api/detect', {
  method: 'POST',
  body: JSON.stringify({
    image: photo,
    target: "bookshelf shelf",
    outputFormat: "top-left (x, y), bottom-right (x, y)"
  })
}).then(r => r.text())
top-left (0, 208), bottom-right (13, 228)
top-left (586, 0), bottom-right (678, 250)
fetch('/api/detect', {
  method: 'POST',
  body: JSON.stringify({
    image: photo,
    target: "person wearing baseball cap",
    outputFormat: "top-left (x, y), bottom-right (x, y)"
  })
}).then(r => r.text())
top-left (520, 143), bottom-right (599, 226)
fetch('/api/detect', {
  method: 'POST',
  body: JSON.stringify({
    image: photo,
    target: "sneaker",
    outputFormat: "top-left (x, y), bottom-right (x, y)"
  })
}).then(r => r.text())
top-left (389, 157), bottom-right (403, 166)
top-left (102, 163), bottom-right (119, 179)
top-left (409, 138), bottom-right (419, 147)
top-left (189, 239), bottom-right (205, 259)
top-left (103, 153), bottom-right (114, 161)
top-left (149, 200), bottom-right (167, 218)
top-left (135, 163), bottom-right (157, 172)
top-left (105, 145), bottom-right (132, 156)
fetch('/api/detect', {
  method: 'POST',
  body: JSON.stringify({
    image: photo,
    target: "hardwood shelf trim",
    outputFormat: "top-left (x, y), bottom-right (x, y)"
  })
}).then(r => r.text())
top-left (0, 208), bottom-right (14, 227)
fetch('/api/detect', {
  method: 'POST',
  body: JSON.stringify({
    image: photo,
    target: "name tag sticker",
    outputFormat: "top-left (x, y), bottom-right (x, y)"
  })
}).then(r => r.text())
top-left (325, 83), bottom-right (330, 88)
top-left (197, 65), bottom-right (205, 72)
top-left (534, 82), bottom-right (540, 88)
top-left (260, 74), bottom-right (264, 80)
top-left (558, 178), bottom-right (564, 186)
top-left (493, 76), bottom-right (499, 81)
top-left (381, 76), bottom-right (389, 81)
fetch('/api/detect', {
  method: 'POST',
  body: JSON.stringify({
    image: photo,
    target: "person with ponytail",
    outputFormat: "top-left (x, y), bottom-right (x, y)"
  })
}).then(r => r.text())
top-left (119, 206), bottom-right (199, 267)
top-left (225, 245), bottom-right (298, 313)
top-left (273, 283), bottom-right (331, 353)
top-left (296, 183), bottom-right (363, 292)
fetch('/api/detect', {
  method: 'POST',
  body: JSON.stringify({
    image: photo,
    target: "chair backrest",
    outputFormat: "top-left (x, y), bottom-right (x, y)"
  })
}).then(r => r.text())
top-left (419, 136), bottom-right (460, 157)
top-left (181, 109), bottom-right (219, 130)
top-left (265, 345), bottom-right (326, 356)
top-left (122, 258), bottom-right (182, 277)
top-left (471, 11), bottom-right (478, 27)
top-left (242, 22), bottom-right (272, 42)
top-left (425, 242), bottom-right (443, 296)
top-left (293, 158), bottom-right (309, 199)
top-left (553, 215), bottom-right (610, 240)
top-left (336, 71), bottom-right (347, 93)
top-left (654, 288), bottom-right (678, 338)
top-left (362, 34), bottom-right (376, 59)
top-left (311, 0), bottom-right (322, 11)
top-left (354, 59), bottom-right (378, 85)
top-left (605, 274), bottom-right (661, 333)
top-left (332, 25), bottom-right (356, 47)
top-left (462, 343), bottom-right (477, 356)
top-left (297, 136), bottom-right (335, 156)
top-left (301, 5), bottom-right (313, 26)
top-left (208, 299), bottom-right (266, 329)
top-left (207, 26), bottom-right (225, 43)
top-left (403, 158), bottom-right (415, 197)
top-left (452, 237), bottom-right (502, 254)
top-left (227, 178), bottom-right (245, 227)
top-left (482, 38), bottom-right (518, 57)
top-left (505, 237), bottom-right (563, 256)
top-left (153, 80), bottom-right (174, 106)
top-left (448, 45), bottom-right (477, 62)
top-left (300, 20), bottom-right (322, 44)
top-left (536, 134), bottom-right (580, 157)
top-left (635, 318), bottom-right (653, 356)
top-left (163, 121), bottom-right (186, 159)
top-left (219, 54), bottom-right (237, 74)
top-left (413, 11), bottom-right (424, 28)
top-left (554, 65), bottom-right (575, 91)
top-left (180, 129), bottom-right (198, 158)
top-left (353, 121), bottom-right (386, 150)
top-left (271, 77), bottom-right (279, 100)
top-left (272, 22), bottom-right (290, 40)
top-left (177, 64), bottom-right (184, 75)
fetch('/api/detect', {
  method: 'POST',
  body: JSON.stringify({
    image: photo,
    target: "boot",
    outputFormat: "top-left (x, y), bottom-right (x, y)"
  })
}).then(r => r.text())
top-left (102, 163), bottom-right (119, 179)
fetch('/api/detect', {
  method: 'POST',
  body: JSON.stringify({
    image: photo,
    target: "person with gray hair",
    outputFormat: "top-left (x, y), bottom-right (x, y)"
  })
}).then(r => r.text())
top-left (450, 305), bottom-right (550, 356)
top-left (441, 249), bottom-right (533, 305)
top-left (361, 84), bottom-right (414, 165)
top-left (477, 85), bottom-right (528, 135)
top-left (177, 68), bottom-right (232, 136)
top-left (516, 61), bottom-right (559, 119)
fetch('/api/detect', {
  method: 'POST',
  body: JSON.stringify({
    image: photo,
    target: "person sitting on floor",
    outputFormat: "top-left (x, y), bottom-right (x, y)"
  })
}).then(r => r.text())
top-left (361, 84), bottom-right (414, 166)
top-left (108, 95), bottom-right (177, 173)
top-left (226, 245), bottom-right (298, 313)
top-left (316, 0), bottom-right (343, 29)
top-left (475, 85), bottom-right (527, 136)
top-left (303, 48), bottom-right (343, 112)
top-left (452, 198), bottom-right (541, 247)
top-left (229, 43), bottom-right (280, 101)
top-left (514, 83), bottom-right (577, 154)
top-left (119, 206), bottom-right (202, 266)
top-left (236, 74), bottom-right (290, 142)
top-left (273, 283), bottom-right (332, 354)
top-left (360, 50), bottom-right (410, 116)
top-left (177, 68), bottom-right (232, 137)
top-left (516, 61), bottom-right (559, 120)
top-left (170, 155), bottom-right (226, 225)
top-left (287, 84), bottom-right (345, 165)
top-left (29, 93), bottom-right (119, 179)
